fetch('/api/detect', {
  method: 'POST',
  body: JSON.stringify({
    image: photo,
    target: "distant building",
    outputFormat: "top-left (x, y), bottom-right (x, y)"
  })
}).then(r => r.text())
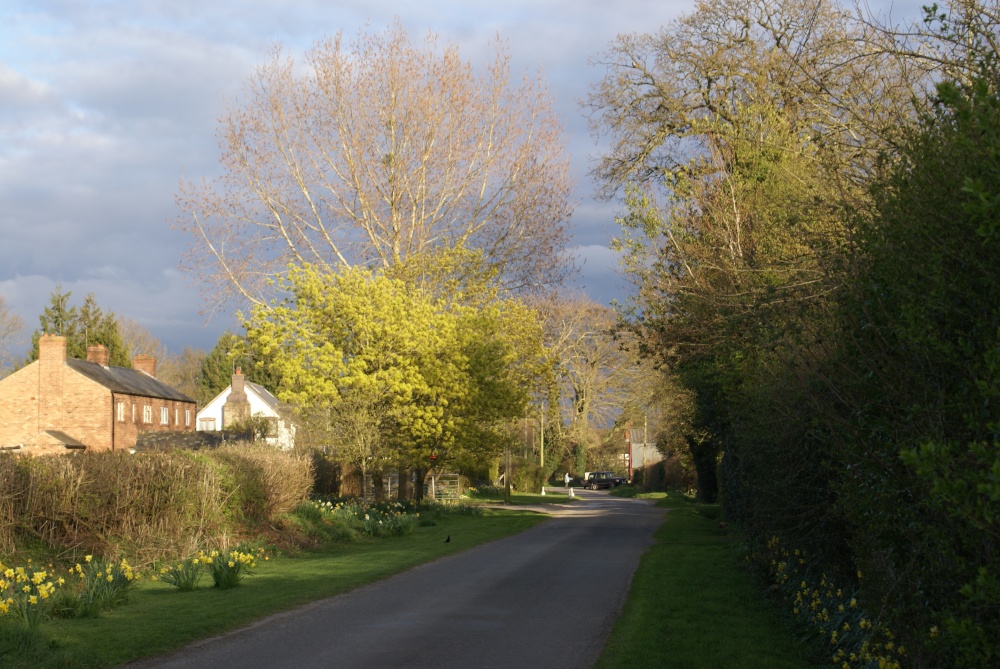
top-left (0, 334), bottom-right (196, 455)
top-left (196, 369), bottom-right (296, 450)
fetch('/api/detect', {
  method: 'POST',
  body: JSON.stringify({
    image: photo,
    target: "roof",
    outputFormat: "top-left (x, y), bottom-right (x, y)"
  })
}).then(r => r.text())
top-left (42, 430), bottom-right (88, 448)
top-left (245, 381), bottom-right (282, 411)
top-left (200, 380), bottom-right (286, 418)
top-left (67, 359), bottom-right (195, 403)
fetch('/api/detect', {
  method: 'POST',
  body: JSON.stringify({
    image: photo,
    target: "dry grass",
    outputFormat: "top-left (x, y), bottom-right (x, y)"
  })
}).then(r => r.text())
top-left (0, 444), bottom-right (313, 563)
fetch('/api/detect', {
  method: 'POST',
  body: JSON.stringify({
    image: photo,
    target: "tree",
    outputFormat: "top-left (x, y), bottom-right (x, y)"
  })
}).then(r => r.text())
top-left (117, 316), bottom-right (167, 362)
top-left (585, 0), bottom-right (913, 503)
top-left (157, 346), bottom-right (206, 403)
top-left (0, 296), bottom-right (25, 377)
top-left (27, 288), bottom-right (130, 366)
top-left (534, 296), bottom-right (634, 453)
top-left (197, 331), bottom-right (280, 405)
top-left (243, 264), bottom-right (540, 485)
top-left (177, 20), bottom-right (573, 313)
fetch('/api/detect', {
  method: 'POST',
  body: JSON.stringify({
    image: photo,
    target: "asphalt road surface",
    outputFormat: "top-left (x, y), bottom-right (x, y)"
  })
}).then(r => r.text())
top-left (125, 490), bottom-right (666, 669)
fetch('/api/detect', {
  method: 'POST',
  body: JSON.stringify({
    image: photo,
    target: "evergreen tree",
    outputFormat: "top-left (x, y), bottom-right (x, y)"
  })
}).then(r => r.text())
top-left (198, 330), bottom-right (281, 405)
top-left (27, 288), bottom-right (131, 367)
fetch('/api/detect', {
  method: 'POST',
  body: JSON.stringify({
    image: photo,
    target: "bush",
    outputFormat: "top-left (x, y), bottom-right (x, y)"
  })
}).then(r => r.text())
top-left (0, 446), bottom-right (313, 562)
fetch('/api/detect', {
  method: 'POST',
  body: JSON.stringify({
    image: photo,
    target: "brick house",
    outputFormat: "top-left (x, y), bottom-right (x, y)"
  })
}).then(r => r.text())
top-left (0, 334), bottom-right (196, 455)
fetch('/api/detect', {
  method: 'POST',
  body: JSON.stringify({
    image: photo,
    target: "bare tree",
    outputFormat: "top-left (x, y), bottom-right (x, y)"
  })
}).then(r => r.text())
top-left (116, 316), bottom-right (168, 361)
top-left (535, 294), bottom-right (634, 443)
top-left (586, 0), bottom-right (921, 199)
top-left (157, 346), bottom-right (207, 403)
top-left (0, 296), bottom-right (25, 377)
top-left (177, 20), bottom-right (574, 313)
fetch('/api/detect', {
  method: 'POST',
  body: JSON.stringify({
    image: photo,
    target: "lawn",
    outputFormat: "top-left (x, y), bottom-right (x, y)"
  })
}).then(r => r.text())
top-left (595, 492), bottom-right (823, 669)
top-left (4, 492), bottom-right (825, 669)
top-left (0, 507), bottom-right (546, 669)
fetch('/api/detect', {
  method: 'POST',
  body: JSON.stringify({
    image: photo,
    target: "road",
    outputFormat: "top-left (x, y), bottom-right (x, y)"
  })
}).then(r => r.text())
top-left (125, 489), bottom-right (666, 669)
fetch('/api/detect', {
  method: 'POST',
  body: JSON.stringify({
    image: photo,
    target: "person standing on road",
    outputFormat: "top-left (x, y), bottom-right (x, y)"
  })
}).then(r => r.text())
top-left (564, 472), bottom-right (571, 488)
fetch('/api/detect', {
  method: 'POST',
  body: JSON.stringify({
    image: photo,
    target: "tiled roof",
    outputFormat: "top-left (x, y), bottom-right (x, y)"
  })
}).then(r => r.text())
top-left (67, 359), bottom-right (195, 403)
top-left (246, 381), bottom-right (282, 411)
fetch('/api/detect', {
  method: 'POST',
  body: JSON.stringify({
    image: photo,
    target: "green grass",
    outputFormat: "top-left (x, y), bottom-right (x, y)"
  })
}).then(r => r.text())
top-left (0, 508), bottom-right (546, 669)
top-left (5, 493), bottom-right (828, 669)
top-left (596, 493), bottom-right (823, 669)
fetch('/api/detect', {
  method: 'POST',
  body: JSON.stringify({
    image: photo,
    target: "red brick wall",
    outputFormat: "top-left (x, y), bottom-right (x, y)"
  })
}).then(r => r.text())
top-left (0, 335), bottom-right (196, 452)
top-left (112, 395), bottom-right (196, 451)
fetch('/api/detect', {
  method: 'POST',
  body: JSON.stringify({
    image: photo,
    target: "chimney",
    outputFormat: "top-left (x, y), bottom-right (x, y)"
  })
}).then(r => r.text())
top-left (87, 345), bottom-right (109, 366)
top-left (222, 367), bottom-right (251, 428)
top-left (39, 334), bottom-right (67, 365)
top-left (38, 335), bottom-right (67, 426)
top-left (133, 354), bottom-right (156, 378)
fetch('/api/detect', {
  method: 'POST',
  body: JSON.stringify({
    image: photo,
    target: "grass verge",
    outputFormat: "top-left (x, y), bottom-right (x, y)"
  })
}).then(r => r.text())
top-left (595, 493), bottom-right (822, 669)
top-left (1, 508), bottom-right (545, 669)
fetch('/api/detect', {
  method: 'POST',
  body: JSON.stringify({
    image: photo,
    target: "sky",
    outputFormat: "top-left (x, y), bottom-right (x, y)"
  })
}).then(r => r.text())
top-left (0, 0), bottom-right (924, 356)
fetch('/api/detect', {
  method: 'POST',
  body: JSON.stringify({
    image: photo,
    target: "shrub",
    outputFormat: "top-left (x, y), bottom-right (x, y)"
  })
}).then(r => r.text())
top-left (0, 447), bottom-right (313, 561)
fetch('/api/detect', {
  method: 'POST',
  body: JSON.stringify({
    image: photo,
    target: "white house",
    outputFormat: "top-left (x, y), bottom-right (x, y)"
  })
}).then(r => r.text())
top-left (196, 369), bottom-right (296, 450)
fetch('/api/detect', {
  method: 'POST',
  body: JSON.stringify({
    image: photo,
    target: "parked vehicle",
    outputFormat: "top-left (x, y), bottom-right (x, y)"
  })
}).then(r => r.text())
top-left (584, 471), bottom-right (626, 490)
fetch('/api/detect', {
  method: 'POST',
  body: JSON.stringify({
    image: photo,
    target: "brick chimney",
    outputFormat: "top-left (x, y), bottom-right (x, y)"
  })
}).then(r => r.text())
top-left (38, 335), bottom-right (67, 424)
top-left (39, 334), bottom-right (67, 365)
top-left (222, 367), bottom-right (251, 428)
top-left (133, 354), bottom-right (156, 378)
top-left (87, 345), bottom-right (109, 366)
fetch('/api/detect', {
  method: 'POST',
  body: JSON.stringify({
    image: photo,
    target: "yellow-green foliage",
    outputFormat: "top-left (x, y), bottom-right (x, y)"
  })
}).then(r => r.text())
top-left (244, 263), bottom-right (544, 472)
top-left (0, 446), bottom-right (312, 561)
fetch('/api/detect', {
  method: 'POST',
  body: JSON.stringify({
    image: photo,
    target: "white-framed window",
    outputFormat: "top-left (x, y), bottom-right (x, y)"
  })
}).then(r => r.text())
top-left (185, 409), bottom-right (191, 427)
top-left (143, 405), bottom-right (152, 424)
top-left (175, 408), bottom-right (179, 425)
top-left (116, 401), bottom-right (125, 423)
top-left (199, 417), bottom-right (216, 431)
top-left (132, 403), bottom-right (136, 422)
top-left (160, 406), bottom-right (169, 425)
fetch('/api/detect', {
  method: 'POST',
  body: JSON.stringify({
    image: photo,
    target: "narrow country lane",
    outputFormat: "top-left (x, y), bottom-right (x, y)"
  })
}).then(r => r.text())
top-left (123, 491), bottom-right (666, 669)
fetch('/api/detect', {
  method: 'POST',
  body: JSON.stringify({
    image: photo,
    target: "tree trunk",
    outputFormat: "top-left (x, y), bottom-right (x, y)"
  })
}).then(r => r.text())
top-left (414, 467), bottom-right (425, 503)
top-left (397, 467), bottom-right (412, 501)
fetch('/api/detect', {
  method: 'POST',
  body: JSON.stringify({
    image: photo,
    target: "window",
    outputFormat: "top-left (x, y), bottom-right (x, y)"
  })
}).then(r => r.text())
top-left (175, 408), bottom-right (179, 425)
top-left (199, 417), bottom-right (216, 431)
top-left (143, 405), bottom-right (152, 424)
top-left (185, 409), bottom-right (191, 427)
top-left (116, 401), bottom-right (125, 423)
top-left (132, 403), bottom-right (136, 422)
top-left (160, 406), bottom-right (169, 425)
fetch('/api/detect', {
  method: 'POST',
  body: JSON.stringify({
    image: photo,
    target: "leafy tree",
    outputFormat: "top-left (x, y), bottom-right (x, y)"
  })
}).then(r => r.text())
top-left (836, 69), bottom-right (1000, 667)
top-left (244, 264), bottom-right (541, 486)
top-left (27, 288), bottom-right (130, 367)
top-left (198, 331), bottom-right (280, 405)
top-left (177, 20), bottom-right (573, 313)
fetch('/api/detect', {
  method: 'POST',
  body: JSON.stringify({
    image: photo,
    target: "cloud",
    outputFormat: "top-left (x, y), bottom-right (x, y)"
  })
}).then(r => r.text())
top-left (0, 0), bottom-right (717, 355)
